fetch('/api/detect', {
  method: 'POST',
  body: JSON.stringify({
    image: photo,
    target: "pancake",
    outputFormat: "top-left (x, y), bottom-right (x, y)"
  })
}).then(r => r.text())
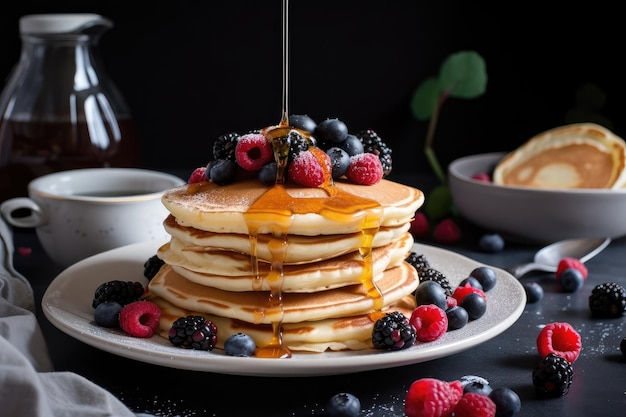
top-left (145, 293), bottom-right (417, 352)
top-left (161, 231), bottom-right (414, 292)
top-left (162, 177), bottom-right (424, 235)
top-left (163, 214), bottom-right (410, 264)
top-left (146, 261), bottom-right (419, 324)
top-left (493, 123), bottom-right (626, 189)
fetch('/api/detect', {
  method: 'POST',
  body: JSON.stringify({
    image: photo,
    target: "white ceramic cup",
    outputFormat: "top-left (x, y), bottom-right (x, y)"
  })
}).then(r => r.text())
top-left (1, 168), bottom-right (184, 267)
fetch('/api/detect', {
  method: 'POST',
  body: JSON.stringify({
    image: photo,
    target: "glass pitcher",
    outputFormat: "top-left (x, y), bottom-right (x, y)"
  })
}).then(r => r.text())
top-left (0, 13), bottom-right (140, 201)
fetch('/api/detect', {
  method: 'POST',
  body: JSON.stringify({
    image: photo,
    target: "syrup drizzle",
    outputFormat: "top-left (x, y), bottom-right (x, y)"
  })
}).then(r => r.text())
top-left (245, 0), bottom-right (384, 359)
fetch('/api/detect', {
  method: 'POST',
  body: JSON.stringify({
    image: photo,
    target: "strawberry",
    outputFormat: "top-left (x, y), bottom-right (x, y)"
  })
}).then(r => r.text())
top-left (405, 378), bottom-right (463, 417)
top-left (453, 393), bottom-right (496, 417)
top-left (345, 152), bottom-right (383, 185)
top-left (235, 133), bottom-right (273, 171)
top-left (433, 219), bottom-right (461, 244)
top-left (187, 167), bottom-right (207, 184)
top-left (119, 300), bottom-right (161, 338)
top-left (409, 304), bottom-right (448, 342)
top-left (556, 257), bottom-right (588, 280)
top-left (288, 147), bottom-right (332, 187)
top-left (536, 322), bottom-right (582, 363)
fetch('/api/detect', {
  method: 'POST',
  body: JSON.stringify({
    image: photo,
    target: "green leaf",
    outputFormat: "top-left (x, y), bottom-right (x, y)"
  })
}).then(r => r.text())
top-left (423, 184), bottom-right (453, 220)
top-left (410, 77), bottom-right (441, 121)
top-left (439, 50), bottom-right (487, 99)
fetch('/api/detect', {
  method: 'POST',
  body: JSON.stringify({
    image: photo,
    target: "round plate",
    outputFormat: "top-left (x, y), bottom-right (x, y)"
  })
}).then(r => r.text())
top-left (42, 241), bottom-right (526, 377)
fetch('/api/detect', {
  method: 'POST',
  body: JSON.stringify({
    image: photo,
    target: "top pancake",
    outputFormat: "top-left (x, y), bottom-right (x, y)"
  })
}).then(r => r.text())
top-left (493, 123), bottom-right (626, 189)
top-left (162, 178), bottom-right (424, 235)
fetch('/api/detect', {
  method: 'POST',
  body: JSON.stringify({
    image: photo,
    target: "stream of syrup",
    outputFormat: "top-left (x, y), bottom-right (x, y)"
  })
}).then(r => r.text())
top-left (245, 0), bottom-right (384, 359)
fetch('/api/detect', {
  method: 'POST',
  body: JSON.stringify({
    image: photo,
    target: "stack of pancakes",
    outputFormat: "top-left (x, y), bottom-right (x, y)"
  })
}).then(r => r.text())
top-left (493, 123), bottom-right (626, 189)
top-left (143, 177), bottom-right (424, 353)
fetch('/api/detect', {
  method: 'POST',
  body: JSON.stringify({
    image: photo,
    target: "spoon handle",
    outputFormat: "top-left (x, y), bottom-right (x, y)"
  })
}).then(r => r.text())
top-left (506, 262), bottom-right (556, 279)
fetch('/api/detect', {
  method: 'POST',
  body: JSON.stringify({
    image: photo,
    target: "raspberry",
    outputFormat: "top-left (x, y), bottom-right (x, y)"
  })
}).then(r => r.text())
top-left (345, 152), bottom-right (383, 185)
top-left (235, 133), bottom-right (273, 171)
top-left (536, 322), bottom-right (582, 363)
top-left (556, 257), bottom-right (588, 280)
top-left (471, 172), bottom-right (491, 182)
top-left (453, 393), bottom-right (496, 417)
top-left (187, 167), bottom-right (207, 184)
top-left (410, 212), bottom-right (431, 238)
top-left (433, 218), bottom-right (461, 244)
top-left (118, 301), bottom-right (161, 338)
top-left (405, 378), bottom-right (463, 417)
top-left (287, 147), bottom-right (332, 187)
top-left (409, 304), bottom-right (448, 342)
top-left (452, 283), bottom-right (487, 305)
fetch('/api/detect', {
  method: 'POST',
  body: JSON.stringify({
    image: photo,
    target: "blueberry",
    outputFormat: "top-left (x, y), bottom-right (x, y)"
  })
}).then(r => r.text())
top-left (460, 292), bottom-right (487, 320)
top-left (339, 134), bottom-right (365, 156)
top-left (458, 276), bottom-right (483, 290)
top-left (94, 301), bottom-right (122, 328)
top-left (414, 280), bottom-right (448, 310)
top-left (326, 147), bottom-right (350, 178)
top-left (315, 118), bottom-right (349, 144)
top-left (489, 387), bottom-right (521, 417)
top-left (326, 392), bottom-right (361, 417)
top-left (207, 159), bottom-right (237, 185)
top-left (559, 268), bottom-right (584, 293)
top-left (446, 305), bottom-right (469, 330)
top-left (224, 333), bottom-right (256, 357)
top-left (523, 282), bottom-right (544, 303)
top-left (470, 266), bottom-right (497, 292)
top-left (479, 233), bottom-right (505, 253)
top-left (288, 114), bottom-right (317, 133)
top-left (460, 374), bottom-right (492, 395)
top-left (258, 162), bottom-right (277, 186)
top-left (620, 337), bottom-right (626, 357)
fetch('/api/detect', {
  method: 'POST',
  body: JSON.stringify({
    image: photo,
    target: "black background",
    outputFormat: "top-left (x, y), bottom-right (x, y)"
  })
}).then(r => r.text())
top-left (1, 1), bottom-right (623, 176)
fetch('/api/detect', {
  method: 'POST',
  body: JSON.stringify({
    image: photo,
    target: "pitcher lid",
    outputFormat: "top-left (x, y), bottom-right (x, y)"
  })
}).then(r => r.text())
top-left (19, 14), bottom-right (113, 35)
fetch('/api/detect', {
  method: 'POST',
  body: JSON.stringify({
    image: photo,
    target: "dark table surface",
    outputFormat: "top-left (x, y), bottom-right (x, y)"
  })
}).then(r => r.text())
top-left (11, 217), bottom-right (626, 417)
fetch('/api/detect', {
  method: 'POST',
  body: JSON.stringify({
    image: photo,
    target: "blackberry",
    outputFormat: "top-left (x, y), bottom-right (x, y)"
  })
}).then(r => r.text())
top-left (288, 130), bottom-right (315, 163)
top-left (356, 129), bottom-right (392, 177)
top-left (168, 315), bottom-right (218, 351)
top-left (143, 255), bottom-right (165, 280)
top-left (213, 132), bottom-right (240, 161)
top-left (419, 267), bottom-right (453, 296)
top-left (405, 252), bottom-right (431, 275)
top-left (589, 282), bottom-right (626, 317)
top-left (532, 353), bottom-right (573, 397)
top-left (92, 280), bottom-right (145, 309)
top-left (372, 311), bottom-right (416, 351)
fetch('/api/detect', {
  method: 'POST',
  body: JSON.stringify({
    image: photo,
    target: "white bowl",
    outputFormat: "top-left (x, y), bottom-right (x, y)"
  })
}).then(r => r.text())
top-left (448, 152), bottom-right (626, 243)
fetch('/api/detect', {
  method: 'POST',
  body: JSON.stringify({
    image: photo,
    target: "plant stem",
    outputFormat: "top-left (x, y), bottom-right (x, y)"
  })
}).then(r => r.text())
top-left (424, 91), bottom-right (450, 185)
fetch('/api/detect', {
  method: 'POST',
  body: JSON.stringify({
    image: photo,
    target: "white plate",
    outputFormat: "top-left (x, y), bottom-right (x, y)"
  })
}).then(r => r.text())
top-left (42, 241), bottom-right (526, 377)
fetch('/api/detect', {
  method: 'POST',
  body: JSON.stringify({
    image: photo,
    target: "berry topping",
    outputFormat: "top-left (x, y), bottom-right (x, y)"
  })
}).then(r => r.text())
top-left (446, 306), bottom-right (469, 331)
top-left (404, 378), bottom-right (463, 417)
top-left (532, 353), bottom-right (573, 397)
top-left (372, 311), bottom-right (417, 351)
top-left (453, 392), bottom-right (496, 417)
top-left (409, 304), bottom-right (448, 342)
top-left (460, 375), bottom-right (492, 395)
top-left (405, 252), bottom-right (431, 276)
top-left (224, 332), bottom-right (256, 357)
top-left (326, 392), bottom-right (361, 417)
top-left (207, 159), bottom-right (237, 185)
top-left (287, 147), bottom-right (332, 187)
top-left (235, 133), bottom-right (273, 171)
top-left (326, 146), bottom-right (350, 178)
top-left (94, 301), bottom-right (122, 328)
top-left (213, 132), bottom-right (240, 161)
top-left (523, 281), bottom-right (544, 303)
top-left (419, 268), bottom-right (453, 296)
top-left (258, 161), bottom-right (278, 185)
top-left (288, 114), bottom-right (317, 133)
top-left (168, 315), bottom-right (218, 351)
top-left (536, 322), bottom-right (582, 363)
top-left (414, 280), bottom-right (448, 310)
top-left (187, 167), bottom-right (207, 184)
top-left (460, 292), bottom-right (487, 320)
top-left (143, 255), bottom-right (165, 280)
top-left (345, 152), bottom-right (384, 185)
top-left (118, 300), bottom-right (161, 338)
top-left (356, 129), bottom-right (393, 177)
top-left (556, 257), bottom-right (588, 280)
top-left (315, 118), bottom-right (349, 144)
top-left (339, 133), bottom-right (365, 156)
top-left (433, 218), bottom-right (462, 244)
top-left (589, 282), bottom-right (626, 317)
top-left (452, 283), bottom-right (487, 305)
top-left (92, 280), bottom-right (145, 309)
top-left (469, 266), bottom-right (497, 292)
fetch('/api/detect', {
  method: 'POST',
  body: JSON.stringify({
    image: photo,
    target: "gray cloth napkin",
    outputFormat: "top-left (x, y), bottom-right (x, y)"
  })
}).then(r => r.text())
top-left (0, 217), bottom-right (154, 417)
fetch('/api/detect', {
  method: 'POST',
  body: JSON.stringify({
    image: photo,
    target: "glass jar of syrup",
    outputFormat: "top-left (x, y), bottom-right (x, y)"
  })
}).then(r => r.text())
top-left (0, 14), bottom-right (140, 201)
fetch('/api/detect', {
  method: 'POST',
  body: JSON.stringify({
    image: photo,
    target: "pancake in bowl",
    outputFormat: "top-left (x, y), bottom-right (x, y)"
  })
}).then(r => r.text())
top-left (493, 123), bottom-right (626, 189)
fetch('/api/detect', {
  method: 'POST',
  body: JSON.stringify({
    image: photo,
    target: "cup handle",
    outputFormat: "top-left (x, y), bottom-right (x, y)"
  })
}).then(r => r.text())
top-left (0, 197), bottom-right (46, 228)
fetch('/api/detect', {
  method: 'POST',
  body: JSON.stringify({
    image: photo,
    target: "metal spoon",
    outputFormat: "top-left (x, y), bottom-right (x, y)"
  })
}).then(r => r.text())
top-left (507, 237), bottom-right (611, 278)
